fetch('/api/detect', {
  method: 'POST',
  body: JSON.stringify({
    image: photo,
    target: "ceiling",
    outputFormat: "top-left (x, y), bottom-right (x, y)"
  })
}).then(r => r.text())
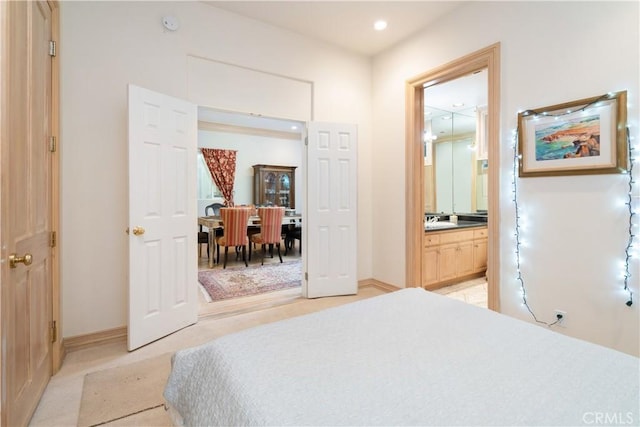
top-left (198, 107), bottom-right (304, 133)
top-left (424, 69), bottom-right (487, 137)
top-left (198, 1), bottom-right (483, 133)
top-left (204, 1), bottom-right (467, 57)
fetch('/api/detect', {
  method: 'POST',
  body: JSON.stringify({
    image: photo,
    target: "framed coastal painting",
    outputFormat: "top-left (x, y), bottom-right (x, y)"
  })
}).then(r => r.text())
top-left (518, 91), bottom-right (627, 177)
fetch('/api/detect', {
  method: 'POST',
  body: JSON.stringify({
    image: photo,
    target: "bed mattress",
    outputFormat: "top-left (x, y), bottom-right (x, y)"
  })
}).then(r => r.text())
top-left (164, 288), bottom-right (639, 426)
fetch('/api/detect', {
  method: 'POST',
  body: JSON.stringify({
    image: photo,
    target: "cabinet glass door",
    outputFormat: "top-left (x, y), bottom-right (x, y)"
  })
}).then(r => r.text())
top-left (279, 173), bottom-right (290, 207)
top-left (264, 172), bottom-right (277, 206)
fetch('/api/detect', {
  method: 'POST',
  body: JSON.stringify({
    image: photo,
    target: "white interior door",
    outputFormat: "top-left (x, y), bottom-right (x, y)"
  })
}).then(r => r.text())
top-left (128, 85), bottom-right (198, 351)
top-left (303, 122), bottom-right (358, 298)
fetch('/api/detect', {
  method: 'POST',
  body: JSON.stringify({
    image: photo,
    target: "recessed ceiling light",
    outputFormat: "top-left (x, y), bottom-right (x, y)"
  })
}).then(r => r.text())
top-left (374, 20), bottom-right (387, 31)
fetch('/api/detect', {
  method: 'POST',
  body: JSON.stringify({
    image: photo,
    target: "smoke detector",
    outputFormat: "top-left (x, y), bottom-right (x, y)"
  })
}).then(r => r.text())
top-left (162, 16), bottom-right (179, 31)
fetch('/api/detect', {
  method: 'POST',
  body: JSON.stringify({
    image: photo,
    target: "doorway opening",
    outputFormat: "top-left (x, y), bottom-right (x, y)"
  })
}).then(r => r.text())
top-left (196, 107), bottom-right (305, 318)
top-left (405, 43), bottom-right (501, 311)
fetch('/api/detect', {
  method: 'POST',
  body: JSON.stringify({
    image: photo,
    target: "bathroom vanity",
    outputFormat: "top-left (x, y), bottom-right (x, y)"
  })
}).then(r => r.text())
top-left (423, 216), bottom-right (487, 290)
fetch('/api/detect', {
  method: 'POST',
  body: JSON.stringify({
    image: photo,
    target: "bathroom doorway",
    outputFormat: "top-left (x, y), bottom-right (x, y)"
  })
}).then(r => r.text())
top-left (405, 43), bottom-right (501, 311)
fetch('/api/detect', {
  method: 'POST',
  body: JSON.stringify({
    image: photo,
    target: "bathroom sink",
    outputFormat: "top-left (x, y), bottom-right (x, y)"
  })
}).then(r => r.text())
top-left (425, 221), bottom-right (458, 229)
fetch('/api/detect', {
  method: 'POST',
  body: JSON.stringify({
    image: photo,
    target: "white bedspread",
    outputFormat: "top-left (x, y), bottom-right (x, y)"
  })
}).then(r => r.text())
top-left (164, 288), bottom-right (640, 426)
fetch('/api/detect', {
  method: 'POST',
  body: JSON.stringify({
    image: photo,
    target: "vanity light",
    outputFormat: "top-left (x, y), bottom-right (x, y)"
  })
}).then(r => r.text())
top-left (374, 20), bottom-right (387, 31)
top-left (423, 131), bottom-right (437, 142)
top-left (452, 102), bottom-right (465, 108)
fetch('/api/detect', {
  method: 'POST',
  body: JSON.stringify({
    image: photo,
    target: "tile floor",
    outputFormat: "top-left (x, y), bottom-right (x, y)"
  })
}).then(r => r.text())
top-left (432, 276), bottom-right (488, 308)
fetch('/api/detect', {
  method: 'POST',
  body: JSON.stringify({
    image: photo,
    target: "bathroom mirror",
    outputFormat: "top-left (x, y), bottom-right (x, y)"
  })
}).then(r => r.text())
top-left (423, 69), bottom-right (488, 215)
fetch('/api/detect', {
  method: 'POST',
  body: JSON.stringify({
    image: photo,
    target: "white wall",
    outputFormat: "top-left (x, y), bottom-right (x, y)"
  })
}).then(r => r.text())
top-left (198, 129), bottom-right (303, 210)
top-left (60, 1), bottom-right (373, 337)
top-left (372, 1), bottom-right (639, 355)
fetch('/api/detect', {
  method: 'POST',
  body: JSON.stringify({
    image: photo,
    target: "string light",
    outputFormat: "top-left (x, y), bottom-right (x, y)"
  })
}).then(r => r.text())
top-left (514, 92), bottom-right (636, 318)
top-left (519, 93), bottom-right (613, 118)
top-left (512, 131), bottom-right (561, 326)
top-left (622, 128), bottom-right (635, 306)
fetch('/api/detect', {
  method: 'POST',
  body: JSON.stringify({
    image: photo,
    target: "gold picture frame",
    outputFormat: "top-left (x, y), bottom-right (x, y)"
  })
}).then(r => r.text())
top-left (518, 91), bottom-right (628, 177)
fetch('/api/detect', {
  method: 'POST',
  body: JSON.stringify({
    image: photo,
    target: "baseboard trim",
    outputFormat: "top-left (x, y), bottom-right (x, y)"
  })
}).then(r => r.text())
top-left (423, 271), bottom-right (486, 291)
top-left (359, 278), bottom-right (401, 292)
top-left (64, 326), bottom-right (127, 353)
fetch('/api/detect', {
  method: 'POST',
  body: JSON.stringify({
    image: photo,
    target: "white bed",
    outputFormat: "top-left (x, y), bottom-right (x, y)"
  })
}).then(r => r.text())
top-left (164, 288), bottom-right (639, 426)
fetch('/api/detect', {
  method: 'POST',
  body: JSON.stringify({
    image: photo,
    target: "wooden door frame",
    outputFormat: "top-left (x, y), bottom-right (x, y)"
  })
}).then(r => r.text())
top-left (50, 0), bottom-right (62, 372)
top-left (405, 43), bottom-right (501, 311)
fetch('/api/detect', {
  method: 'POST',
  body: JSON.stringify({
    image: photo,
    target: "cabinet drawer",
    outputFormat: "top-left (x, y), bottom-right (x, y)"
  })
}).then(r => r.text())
top-left (439, 230), bottom-right (473, 245)
top-left (473, 228), bottom-right (488, 239)
top-left (424, 234), bottom-right (440, 246)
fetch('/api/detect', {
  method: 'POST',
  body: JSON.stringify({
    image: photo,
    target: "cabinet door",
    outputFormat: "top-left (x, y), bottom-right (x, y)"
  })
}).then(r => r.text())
top-left (423, 247), bottom-right (439, 287)
top-left (456, 241), bottom-right (474, 277)
top-left (277, 172), bottom-right (291, 207)
top-left (473, 238), bottom-right (488, 272)
top-left (438, 244), bottom-right (458, 281)
top-left (262, 171), bottom-right (278, 206)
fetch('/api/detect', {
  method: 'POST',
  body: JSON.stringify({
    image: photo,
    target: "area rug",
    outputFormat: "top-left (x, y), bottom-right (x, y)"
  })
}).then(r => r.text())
top-left (77, 353), bottom-right (173, 427)
top-left (198, 259), bottom-right (302, 301)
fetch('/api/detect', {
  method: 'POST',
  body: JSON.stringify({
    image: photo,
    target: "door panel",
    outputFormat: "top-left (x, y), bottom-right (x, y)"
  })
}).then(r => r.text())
top-left (1, 1), bottom-right (54, 425)
top-left (304, 122), bottom-right (358, 298)
top-left (128, 85), bottom-right (198, 351)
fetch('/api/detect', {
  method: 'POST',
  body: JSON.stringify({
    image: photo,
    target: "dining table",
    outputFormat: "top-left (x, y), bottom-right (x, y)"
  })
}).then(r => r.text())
top-left (198, 214), bottom-right (302, 268)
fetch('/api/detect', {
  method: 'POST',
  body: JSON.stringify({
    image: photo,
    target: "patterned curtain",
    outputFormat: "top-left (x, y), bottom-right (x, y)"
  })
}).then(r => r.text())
top-left (201, 148), bottom-right (237, 206)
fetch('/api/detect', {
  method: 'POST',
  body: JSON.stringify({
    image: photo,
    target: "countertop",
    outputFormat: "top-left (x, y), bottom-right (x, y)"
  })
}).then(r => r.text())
top-left (424, 220), bottom-right (487, 232)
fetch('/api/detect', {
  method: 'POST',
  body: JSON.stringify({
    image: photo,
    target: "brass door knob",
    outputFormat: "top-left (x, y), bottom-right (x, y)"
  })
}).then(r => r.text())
top-left (9, 253), bottom-right (33, 269)
top-left (132, 226), bottom-right (145, 236)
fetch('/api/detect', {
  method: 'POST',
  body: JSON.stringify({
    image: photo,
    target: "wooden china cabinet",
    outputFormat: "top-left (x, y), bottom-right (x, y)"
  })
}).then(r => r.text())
top-left (252, 164), bottom-right (296, 209)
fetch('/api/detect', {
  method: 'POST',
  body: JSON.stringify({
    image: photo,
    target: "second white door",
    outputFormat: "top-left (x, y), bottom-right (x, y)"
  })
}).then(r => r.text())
top-left (304, 122), bottom-right (358, 298)
top-left (128, 85), bottom-right (198, 351)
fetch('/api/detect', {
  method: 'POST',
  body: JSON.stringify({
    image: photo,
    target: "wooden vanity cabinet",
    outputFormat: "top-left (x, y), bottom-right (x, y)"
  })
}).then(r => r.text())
top-left (472, 228), bottom-right (488, 273)
top-left (423, 234), bottom-right (440, 286)
top-left (252, 165), bottom-right (296, 209)
top-left (423, 226), bottom-right (487, 290)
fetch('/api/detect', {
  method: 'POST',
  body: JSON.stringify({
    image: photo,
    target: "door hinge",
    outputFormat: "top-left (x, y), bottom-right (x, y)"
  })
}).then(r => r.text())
top-left (50, 320), bottom-right (57, 343)
top-left (49, 136), bottom-right (56, 152)
top-left (304, 137), bottom-right (309, 146)
top-left (305, 272), bottom-right (308, 281)
top-left (50, 231), bottom-right (57, 248)
top-left (49, 40), bottom-right (56, 57)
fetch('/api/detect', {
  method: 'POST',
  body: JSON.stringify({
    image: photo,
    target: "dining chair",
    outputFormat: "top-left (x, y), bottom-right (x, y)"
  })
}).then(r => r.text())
top-left (250, 207), bottom-right (285, 265)
top-left (198, 202), bottom-right (225, 260)
top-left (198, 229), bottom-right (209, 259)
top-left (216, 207), bottom-right (252, 268)
top-left (284, 226), bottom-right (301, 256)
top-left (205, 202), bottom-right (224, 216)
